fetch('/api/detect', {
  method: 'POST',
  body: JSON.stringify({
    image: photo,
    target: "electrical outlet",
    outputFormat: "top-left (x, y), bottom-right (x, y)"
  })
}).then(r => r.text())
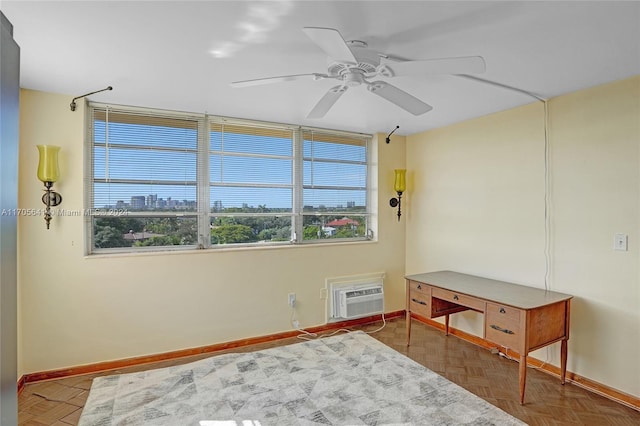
top-left (292, 320), bottom-right (300, 329)
top-left (288, 293), bottom-right (296, 308)
top-left (614, 233), bottom-right (628, 251)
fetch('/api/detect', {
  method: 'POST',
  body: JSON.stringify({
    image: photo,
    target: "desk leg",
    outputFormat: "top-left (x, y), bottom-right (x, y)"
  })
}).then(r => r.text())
top-left (519, 354), bottom-right (527, 405)
top-left (444, 314), bottom-right (450, 336)
top-left (560, 338), bottom-right (568, 385)
top-left (406, 311), bottom-right (411, 346)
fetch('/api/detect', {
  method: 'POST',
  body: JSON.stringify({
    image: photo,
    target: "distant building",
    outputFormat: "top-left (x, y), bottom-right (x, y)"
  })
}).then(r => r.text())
top-left (130, 196), bottom-right (146, 209)
top-left (322, 226), bottom-right (336, 236)
top-left (123, 230), bottom-right (164, 241)
top-left (347, 201), bottom-right (355, 208)
top-left (326, 217), bottom-right (359, 227)
top-left (146, 194), bottom-right (157, 208)
top-left (126, 195), bottom-right (196, 210)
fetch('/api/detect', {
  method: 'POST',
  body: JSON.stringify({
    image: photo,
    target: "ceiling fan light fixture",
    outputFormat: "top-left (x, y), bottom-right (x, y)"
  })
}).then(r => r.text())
top-left (343, 69), bottom-right (366, 87)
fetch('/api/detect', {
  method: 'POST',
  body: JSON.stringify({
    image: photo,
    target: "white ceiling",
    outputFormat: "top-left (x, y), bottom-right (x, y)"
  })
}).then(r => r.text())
top-left (3, 1), bottom-right (639, 136)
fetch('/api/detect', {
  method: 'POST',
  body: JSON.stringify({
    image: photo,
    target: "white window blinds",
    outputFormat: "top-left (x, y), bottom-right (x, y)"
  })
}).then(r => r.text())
top-left (92, 108), bottom-right (201, 212)
top-left (302, 130), bottom-right (368, 213)
top-left (209, 122), bottom-right (293, 212)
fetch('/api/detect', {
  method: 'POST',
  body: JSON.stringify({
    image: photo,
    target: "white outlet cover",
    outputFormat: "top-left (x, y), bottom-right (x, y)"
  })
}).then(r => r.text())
top-left (614, 233), bottom-right (628, 251)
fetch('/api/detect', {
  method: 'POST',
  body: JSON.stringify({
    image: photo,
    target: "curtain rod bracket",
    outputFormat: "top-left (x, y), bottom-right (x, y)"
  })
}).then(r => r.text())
top-left (70, 86), bottom-right (113, 111)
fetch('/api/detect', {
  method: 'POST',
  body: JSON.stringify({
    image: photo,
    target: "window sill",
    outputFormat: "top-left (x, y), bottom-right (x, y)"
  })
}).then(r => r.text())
top-left (85, 238), bottom-right (378, 259)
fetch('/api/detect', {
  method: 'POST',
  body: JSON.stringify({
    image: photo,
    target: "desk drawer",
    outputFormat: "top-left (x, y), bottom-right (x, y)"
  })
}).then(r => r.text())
top-left (408, 281), bottom-right (431, 318)
top-left (409, 292), bottom-right (431, 318)
top-left (485, 303), bottom-right (524, 350)
top-left (431, 287), bottom-right (485, 312)
top-left (408, 280), bottom-right (431, 296)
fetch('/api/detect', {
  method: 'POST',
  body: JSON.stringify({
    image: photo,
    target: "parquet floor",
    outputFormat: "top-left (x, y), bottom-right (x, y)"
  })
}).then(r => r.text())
top-left (18, 317), bottom-right (640, 425)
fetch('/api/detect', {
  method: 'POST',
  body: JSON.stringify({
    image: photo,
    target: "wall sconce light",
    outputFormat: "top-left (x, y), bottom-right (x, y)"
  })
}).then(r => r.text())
top-left (389, 169), bottom-right (406, 221)
top-left (37, 145), bottom-right (62, 229)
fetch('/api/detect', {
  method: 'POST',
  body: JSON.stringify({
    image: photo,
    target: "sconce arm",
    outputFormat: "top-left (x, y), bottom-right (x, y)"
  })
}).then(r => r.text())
top-left (389, 191), bottom-right (403, 221)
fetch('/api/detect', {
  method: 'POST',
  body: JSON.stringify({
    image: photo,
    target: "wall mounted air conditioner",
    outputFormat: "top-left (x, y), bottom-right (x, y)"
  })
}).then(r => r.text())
top-left (333, 284), bottom-right (384, 320)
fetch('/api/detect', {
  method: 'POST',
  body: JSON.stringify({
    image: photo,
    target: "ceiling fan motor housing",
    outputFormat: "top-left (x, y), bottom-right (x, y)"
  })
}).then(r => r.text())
top-left (327, 43), bottom-right (381, 82)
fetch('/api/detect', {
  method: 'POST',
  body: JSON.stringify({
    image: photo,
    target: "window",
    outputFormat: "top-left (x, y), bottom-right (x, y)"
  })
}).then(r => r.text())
top-left (302, 130), bottom-right (368, 241)
top-left (86, 104), bottom-right (371, 253)
top-left (209, 122), bottom-right (294, 246)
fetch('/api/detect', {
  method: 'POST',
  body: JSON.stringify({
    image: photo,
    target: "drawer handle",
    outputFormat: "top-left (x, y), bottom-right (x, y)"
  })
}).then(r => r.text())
top-left (499, 307), bottom-right (506, 314)
top-left (417, 284), bottom-right (422, 290)
top-left (453, 295), bottom-right (459, 301)
top-left (411, 298), bottom-right (427, 306)
top-left (490, 324), bottom-right (514, 335)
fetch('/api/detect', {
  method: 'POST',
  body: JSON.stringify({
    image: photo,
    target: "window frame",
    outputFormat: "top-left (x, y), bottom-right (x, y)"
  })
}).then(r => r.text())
top-left (85, 102), bottom-right (373, 254)
top-left (299, 129), bottom-right (370, 244)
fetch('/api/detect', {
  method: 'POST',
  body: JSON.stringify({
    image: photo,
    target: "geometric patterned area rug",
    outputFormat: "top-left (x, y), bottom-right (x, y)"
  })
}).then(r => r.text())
top-left (78, 331), bottom-right (526, 425)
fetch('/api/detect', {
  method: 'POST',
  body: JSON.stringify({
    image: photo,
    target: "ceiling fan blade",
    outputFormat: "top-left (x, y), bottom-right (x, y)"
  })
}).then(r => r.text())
top-left (307, 85), bottom-right (348, 119)
top-left (387, 56), bottom-right (486, 76)
top-left (230, 73), bottom-right (329, 88)
top-left (367, 81), bottom-right (432, 116)
top-left (377, 52), bottom-right (413, 62)
top-left (302, 27), bottom-right (358, 65)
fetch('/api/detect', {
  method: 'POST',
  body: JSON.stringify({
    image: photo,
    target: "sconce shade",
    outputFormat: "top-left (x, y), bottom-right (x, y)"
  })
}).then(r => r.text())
top-left (37, 145), bottom-right (61, 183)
top-left (393, 169), bottom-right (406, 193)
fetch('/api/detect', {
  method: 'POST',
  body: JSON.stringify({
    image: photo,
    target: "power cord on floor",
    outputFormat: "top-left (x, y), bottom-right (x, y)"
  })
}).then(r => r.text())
top-left (495, 346), bottom-right (549, 371)
top-left (497, 347), bottom-right (517, 362)
top-left (363, 312), bottom-right (386, 334)
top-left (290, 303), bottom-right (319, 340)
top-left (290, 304), bottom-right (386, 341)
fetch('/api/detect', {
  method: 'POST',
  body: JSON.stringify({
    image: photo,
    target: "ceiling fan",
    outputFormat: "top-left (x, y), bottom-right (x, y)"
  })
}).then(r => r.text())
top-left (230, 27), bottom-right (486, 119)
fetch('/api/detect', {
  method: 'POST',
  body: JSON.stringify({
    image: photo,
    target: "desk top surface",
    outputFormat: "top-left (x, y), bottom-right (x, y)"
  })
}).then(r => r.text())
top-left (406, 271), bottom-right (572, 309)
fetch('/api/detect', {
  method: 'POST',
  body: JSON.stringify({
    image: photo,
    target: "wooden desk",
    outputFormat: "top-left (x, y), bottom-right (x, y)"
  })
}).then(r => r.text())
top-left (406, 271), bottom-right (572, 404)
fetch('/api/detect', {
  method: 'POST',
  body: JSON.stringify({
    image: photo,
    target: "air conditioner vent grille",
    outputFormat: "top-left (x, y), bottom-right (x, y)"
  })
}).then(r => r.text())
top-left (332, 283), bottom-right (384, 320)
top-left (344, 287), bottom-right (383, 298)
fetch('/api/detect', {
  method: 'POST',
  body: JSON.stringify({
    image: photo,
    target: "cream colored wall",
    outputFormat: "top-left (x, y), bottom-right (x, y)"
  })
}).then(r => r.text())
top-left (17, 89), bottom-right (407, 375)
top-left (406, 76), bottom-right (640, 397)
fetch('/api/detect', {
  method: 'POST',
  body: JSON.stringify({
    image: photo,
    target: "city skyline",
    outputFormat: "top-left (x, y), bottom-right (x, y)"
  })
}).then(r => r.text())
top-left (102, 193), bottom-right (364, 212)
